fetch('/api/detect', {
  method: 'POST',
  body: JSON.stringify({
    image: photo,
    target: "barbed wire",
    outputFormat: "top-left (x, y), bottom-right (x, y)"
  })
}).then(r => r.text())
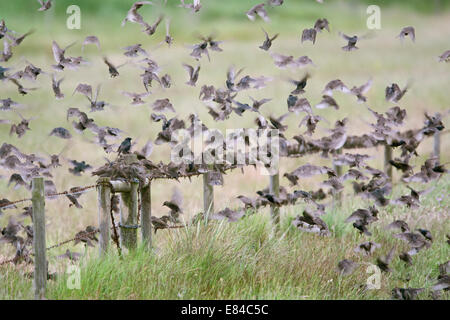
top-left (0, 184), bottom-right (96, 211)
top-left (0, 220), bottom-right (190, 266)
top-left (0, 125), bottom-right (446, 266)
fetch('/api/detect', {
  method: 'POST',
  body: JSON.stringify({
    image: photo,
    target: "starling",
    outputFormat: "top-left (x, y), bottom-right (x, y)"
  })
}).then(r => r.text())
top-left (117, 137), bottom-right (132, 156)
top-left (259, 28), bottom-right (278, 51)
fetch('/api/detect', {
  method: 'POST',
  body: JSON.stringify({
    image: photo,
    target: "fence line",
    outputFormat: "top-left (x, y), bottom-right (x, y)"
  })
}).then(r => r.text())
top-left (0, 126), bottom-right (446, 299)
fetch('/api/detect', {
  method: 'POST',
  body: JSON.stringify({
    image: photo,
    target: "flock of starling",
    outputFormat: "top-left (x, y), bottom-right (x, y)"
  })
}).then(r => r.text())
top-left (0, 0), bottom-right (449, 299)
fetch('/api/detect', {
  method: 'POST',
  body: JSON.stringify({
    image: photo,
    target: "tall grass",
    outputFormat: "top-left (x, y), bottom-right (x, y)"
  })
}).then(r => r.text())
top-left (1, 178), bottom-right (448, 300)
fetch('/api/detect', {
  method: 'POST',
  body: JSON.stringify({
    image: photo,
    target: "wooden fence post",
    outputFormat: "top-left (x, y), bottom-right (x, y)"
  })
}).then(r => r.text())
top-left (140, 181), bottom-right (152, 248)
top-left (97, 177), bottom-right (111, 256)
top-left (384, 145), bottom-right (393, 180)
top-left (333, 149), bottom-right (343, 204)
top-left (120, 179), bottom-right (139, 250)
top-left (433, 130), bottom-right (441, 163)
top-left (32, 177), bottom-right (46, 300)
top-left (269, 172), bottom-right (280, 228)
top-left (203, 172), bottom-right (214, 217)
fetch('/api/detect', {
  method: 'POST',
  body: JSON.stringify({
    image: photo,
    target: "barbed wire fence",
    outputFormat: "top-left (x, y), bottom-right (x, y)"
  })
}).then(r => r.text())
top-left (0, 127), bottom-right (446, 297)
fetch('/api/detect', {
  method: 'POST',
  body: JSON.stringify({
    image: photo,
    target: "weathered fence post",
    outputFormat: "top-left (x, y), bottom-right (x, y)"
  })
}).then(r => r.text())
top-left (32, 177), bottom-right (46, 300)
top-left (203, 172), bottom-right (214, 217)
top-left (97, 177), bottom-right (111, 256)
top-left (433, 130), bottom-right (441, 163)
top-left (333, 149), bottom-right (343, 204)
top-left (140, 181), bottom-right (152, 248)
top-left (120, 179), bottom-right (139, 250)
top-left (384, 145), bottom-right (393, 180)
top-left (269, 172), bottom-right (280, 229)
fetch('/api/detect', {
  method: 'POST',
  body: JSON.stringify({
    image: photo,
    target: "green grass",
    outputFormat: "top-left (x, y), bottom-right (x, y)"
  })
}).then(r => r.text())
top-left (1, 178), bottom-right (448, 300)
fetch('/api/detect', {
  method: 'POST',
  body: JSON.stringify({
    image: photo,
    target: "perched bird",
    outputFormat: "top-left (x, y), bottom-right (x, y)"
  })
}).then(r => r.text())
top-left (151, 216), bottom-right (170, 233)
top-left (66, 190), bottom-right (83, 209)
top-left (163, 187), bottom-right (183, 223)
top-left (237, 195), bottom-right (257, 209)
top-left (117, 137), bottom-right (133, 156)
top-left (74, 226), bottom-right (98, 247)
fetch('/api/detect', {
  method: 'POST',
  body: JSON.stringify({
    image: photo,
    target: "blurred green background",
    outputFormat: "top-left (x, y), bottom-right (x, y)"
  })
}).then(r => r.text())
top-left (1, 0), bottom-right (450, 40)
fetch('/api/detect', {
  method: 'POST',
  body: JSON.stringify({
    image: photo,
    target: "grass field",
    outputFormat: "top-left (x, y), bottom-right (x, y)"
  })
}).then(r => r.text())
top-left (0, 1), bottom-right (449, 300)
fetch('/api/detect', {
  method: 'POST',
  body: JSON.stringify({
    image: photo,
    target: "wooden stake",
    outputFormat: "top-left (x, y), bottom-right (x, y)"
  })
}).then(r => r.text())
top-left (97, 177), bottom-right (111, 256)
top-left (384, 145), bottom-right (393, 180)
top-left (433, 130), bottom-right (441, 163)
top-left (203, 172), bottom-right (214, 217)
top-left (32, 177), bottom-right (46, 300)
top-left (120, 179), bottom-right (139, 250)
top-left (140, 182), bottom-right (152, 248)
top-left (333, 149), bottom-right (343, 204)
top-left (269, 172), bottom-right (280, 228)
